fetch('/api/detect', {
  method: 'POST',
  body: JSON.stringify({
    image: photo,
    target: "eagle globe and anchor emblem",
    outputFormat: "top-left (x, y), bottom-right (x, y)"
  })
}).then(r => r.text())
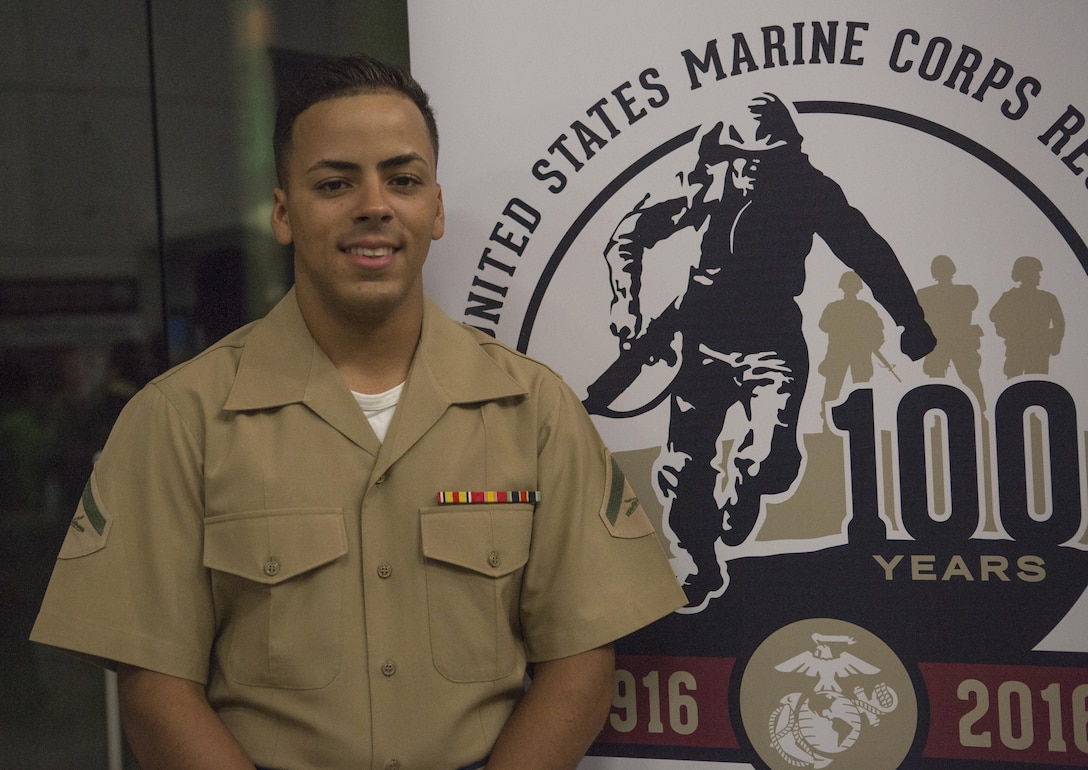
top-left (769, 634), bottom-right (899, 768)
top-left (740, 620), bottom-right (917, 770)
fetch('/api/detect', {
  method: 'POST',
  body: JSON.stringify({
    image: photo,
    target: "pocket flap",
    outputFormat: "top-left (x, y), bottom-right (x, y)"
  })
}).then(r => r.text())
top-left (203, 508), bottom-right (347, 585)
top-left (420, 504), bottom-right (532, 577)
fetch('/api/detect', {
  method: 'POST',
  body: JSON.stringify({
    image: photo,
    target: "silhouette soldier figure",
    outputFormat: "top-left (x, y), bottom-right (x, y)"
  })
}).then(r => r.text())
top-left (990, 256), bottom-right (1064, 378)
top-left (818, 271), bottom-right (885, 423)
top-left (916, 254), bottom-right (986, 411)
top-left (586, 94), bottom-right (935, 611)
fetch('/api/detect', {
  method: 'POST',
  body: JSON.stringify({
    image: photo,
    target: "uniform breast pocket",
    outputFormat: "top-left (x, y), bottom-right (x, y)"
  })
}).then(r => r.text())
top-left (203, 509), bottom-right (347, 689)
top-left (419, 504), bottom-right (533, 683)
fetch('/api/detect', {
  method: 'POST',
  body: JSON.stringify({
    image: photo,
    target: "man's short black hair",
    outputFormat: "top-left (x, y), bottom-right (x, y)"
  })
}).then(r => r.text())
top-left (273, 52), bottom-right (439, 188)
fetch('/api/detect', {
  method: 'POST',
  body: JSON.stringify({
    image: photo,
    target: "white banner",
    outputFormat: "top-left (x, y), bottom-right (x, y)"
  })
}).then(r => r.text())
top-left (409, 2), bottom-right (1088, 768)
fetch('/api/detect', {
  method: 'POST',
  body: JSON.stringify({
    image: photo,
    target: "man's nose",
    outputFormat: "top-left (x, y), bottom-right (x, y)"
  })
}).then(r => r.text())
top-left (353, 179), bottom-right (394, 221)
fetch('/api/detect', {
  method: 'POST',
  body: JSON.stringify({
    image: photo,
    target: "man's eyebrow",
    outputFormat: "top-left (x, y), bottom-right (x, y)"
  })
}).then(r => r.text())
top-left (305, 159), bottom-right (361, 175)
top-left (304, 154), bottom-right (429, 175)
top-left (377, 152), bottom-right (429, 171)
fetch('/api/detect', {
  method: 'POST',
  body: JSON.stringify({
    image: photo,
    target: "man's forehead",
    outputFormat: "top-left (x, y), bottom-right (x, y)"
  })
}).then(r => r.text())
top-left (291, 93), bottom-right (434, 156)
top-left (297, 92), bottom-right (419, 128)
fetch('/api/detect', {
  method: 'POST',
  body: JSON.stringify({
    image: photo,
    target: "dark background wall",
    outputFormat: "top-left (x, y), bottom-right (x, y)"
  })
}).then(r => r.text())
top-left (0, 2), bottom-right (408, 766)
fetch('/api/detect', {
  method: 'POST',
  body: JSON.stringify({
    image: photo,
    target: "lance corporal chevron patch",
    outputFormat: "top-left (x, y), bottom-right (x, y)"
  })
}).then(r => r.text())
top-left (59, 478), bottom-right (113, 559)
top-left (599, 455), bottom-right (656, 539)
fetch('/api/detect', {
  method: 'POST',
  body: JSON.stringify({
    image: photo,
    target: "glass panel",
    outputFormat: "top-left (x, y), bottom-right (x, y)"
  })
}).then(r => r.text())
top-left (152, 0), bottom-right (411, 365)
top-left (1, 1), bottom-right (407, 766)
top-left (0, 1), bottom-right (160, 766)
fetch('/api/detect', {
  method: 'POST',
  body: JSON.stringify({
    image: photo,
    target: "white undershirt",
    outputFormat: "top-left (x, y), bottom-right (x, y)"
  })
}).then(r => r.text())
top-left (351, 382), bottom-right (404, 442)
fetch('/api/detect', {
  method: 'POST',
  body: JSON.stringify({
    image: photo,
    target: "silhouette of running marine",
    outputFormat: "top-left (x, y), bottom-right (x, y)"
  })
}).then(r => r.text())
top-left (585, 94), bottom-right (935, 611)
top-left (818, 271), bottom-right (886, 422)
top-left (989, 256), bottom-right (1064, 378)
top-left (916, 254), bottom-right (986, 411)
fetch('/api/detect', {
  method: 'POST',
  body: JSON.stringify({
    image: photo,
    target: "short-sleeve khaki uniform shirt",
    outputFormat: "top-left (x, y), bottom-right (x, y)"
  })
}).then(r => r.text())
top-left (32, 290), bottom-right (686, 769)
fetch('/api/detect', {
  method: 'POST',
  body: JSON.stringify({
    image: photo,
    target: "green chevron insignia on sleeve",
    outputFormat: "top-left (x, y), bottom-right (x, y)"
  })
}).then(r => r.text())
top-left (59, 479), bottom-right (113, 559)
top-left (600, 455), bottom-right (655, 538)
top-left (80, 482), bottom-right (107, 535)
top-left (605, 456), bottom-right (628, 526)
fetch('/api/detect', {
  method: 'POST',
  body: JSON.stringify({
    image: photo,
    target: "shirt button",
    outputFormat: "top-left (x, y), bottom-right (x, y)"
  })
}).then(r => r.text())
top-left (385, 761), bottom-right (400, 770)
top-left (377, 562), bottom-right (393, 579)
top-left (488, 551), bottom-right (501, 568)
top-left (375, 473), bottom-right (387, 486)
top-left (263, 558), bottom-right (280, 577)
top-left (381, 660), bottom-right (397, 677)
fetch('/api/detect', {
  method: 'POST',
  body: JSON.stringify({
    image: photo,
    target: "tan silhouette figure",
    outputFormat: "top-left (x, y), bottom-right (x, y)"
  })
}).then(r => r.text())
top-left (989, 256), bottom-right (1064, 377)
top-left (916, 255), bottom-right (986, 411)
top-left (818, 271), bottom-right (884, 421)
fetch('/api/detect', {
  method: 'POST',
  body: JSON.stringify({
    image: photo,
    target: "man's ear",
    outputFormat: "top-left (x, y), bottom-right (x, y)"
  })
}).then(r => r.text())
top-left (271, 188), bottom-right (293, 245)
top-left (431, 185), bottom-right (445, 241)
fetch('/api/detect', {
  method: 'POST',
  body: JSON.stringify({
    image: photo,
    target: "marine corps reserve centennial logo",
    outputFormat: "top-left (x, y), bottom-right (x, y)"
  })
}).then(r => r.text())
top-left (448, 14), bottom-right (1088, 767)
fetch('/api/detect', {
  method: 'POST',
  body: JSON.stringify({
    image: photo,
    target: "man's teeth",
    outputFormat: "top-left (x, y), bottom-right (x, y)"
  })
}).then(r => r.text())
top-left (346, 247), bottom-right (394, 256)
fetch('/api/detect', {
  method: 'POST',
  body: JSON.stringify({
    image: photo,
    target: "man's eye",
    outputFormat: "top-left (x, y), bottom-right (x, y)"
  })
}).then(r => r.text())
top-left (390, 175), bottom-right (419, 187)
top-left (317, 179), bottom-right (349, 192)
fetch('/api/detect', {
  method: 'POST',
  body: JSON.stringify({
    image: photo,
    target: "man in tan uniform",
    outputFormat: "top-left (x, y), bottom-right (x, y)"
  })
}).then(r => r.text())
top-left (31, 54), bottom-right (685, 769)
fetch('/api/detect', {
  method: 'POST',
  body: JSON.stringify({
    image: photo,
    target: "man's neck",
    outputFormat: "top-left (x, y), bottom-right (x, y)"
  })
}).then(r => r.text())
top-left (336, 330), bottom-right (418, 394)
top-left (297, 291), bottom-right (423, 395)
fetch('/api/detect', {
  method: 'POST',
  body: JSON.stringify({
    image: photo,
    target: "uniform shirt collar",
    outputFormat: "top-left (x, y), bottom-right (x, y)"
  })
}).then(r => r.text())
top-left (223, 287), bottom-right (328, 411)
top-left (223, 289), bottom-right (527, 411)
top-left (413, 296), bottom-right (528, 405)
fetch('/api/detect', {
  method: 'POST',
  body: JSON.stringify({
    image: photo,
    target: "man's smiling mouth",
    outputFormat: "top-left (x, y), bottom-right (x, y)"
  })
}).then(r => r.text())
top-left (344, 246), bottom-right (396, 257)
